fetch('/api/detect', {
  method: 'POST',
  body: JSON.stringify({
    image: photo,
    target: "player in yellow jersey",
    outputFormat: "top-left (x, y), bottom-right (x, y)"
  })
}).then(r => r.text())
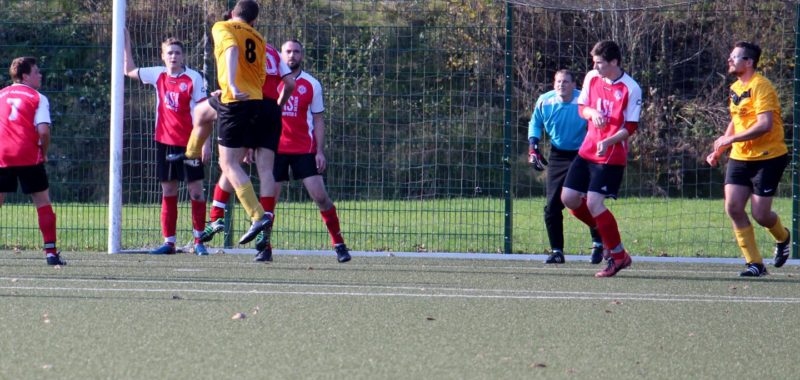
top-left (207, 0), bottom-right (272, 245)
top-left (706, 41), bottom-right (791, 276)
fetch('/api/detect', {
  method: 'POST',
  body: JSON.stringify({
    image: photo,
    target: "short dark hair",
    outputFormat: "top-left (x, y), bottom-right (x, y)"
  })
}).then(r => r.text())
top-left (734, 41), bottom-right (761, 69)
top-left (590, 40), bottom-right (622, 65)
top-left (232, 0), bottom-right (259, 23)
top-left (9, 56), bottom-right (37, 83)
top-left (161, 37), bottom-right (184, 52)
top-left (554, 69), bottom-right (575, 82)
top-left (282, 39), bottom-right (304, 52)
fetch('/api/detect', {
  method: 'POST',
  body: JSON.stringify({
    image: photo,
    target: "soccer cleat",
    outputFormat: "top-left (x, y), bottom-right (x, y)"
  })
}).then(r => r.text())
top-left (773, 229), bottom-right (791, 268)
top-left (590, 244), bottom-right (605, 264)
top-left (254, 226), bottom-right (272, 252)
top-left (46, 252), bottom-right (66, 266)
top-left (254, 247), bottom-right (273, 262)
top-left (239, 214), bottom-right (272, 245)
top-left (740, 262), bottom-right (768, 277)
top-left (194, 243), bottom-right (209, 256)
top-left (544, 250), bottom-right (565, 264)
top-left (165, 152), bottom-right (200, 167)
top-left (149, 243), bottom-right (176, 255)
top-left (595, 251), bottom-right (632, 278)
top-left (199, 218), bottom-right (225, 243)
top-left (335, 244), bottom-right (351, 263)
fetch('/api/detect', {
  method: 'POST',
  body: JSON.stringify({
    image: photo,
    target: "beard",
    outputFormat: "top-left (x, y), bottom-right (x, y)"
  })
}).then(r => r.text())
top-left (288, 61), bottom-right (301, 71)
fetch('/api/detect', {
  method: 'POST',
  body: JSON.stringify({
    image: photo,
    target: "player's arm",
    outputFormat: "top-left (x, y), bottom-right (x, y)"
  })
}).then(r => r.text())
top-left (224, 46), bottom-right (248, 100)
top-left (595, 127), bottom-right (630, 157)
top-left (527, 100), bottom-right (547, 170)
top-left (277, 74), bottom-right (295, 107)
top-left (313, 113), bottom-right (326, 173)
top-left (37, 122), bottom-right (51, 162)
top-left (706, 120), bottom-right (735, 166)
top-left (122, 28), bottom-right (139, 80)
top-left (579, 105), bottom-right (606, 128)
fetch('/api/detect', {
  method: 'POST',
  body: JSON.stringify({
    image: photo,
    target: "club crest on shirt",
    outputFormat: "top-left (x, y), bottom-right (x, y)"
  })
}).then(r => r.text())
top-left (179, 83), bottom-right (188, 92)
top-left (614, 90), bottom-right (623, 100)
top-left (298, 85), bottom-right (307, 95)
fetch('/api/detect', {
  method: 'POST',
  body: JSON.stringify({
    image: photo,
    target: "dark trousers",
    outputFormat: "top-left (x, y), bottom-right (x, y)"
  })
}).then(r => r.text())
top-left (543, 147), bottom-right (602, 251)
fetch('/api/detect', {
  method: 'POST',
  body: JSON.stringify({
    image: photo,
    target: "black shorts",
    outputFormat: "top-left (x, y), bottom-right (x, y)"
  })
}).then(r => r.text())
top-left (156, 142), bottom-right (205, 182)
top-left (563, 156), bottom-right (625, 199)
top-left (216, 98), bottom-right (279, 150)
top-left (262, 98), bottom-right (282, 152)
top-left (0, 164), bottom-right (49, 194)
top-left (273, 153), bottom-right (320, 182)
top-left (725, 154), bottom-right (788, 197)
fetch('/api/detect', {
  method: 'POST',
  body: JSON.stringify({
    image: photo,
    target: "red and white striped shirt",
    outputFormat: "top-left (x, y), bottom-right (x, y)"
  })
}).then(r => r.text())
top-left (0, 84), bottom-right (51, 167)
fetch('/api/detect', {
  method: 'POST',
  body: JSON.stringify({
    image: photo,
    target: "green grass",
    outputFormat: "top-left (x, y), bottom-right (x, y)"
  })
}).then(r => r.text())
top-left (0, 197), bottom-right (792, 257)
top-left (1, 251), bottom-right (799, 379)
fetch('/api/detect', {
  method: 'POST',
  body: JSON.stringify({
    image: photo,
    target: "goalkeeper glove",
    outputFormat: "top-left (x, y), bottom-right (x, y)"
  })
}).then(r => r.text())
top-left (528, 144), bottom-right (548, 171)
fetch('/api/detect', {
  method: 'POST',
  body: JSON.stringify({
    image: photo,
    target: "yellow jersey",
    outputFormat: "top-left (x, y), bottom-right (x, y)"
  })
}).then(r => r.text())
top-left (728, 73), bottom-right (787, 161)
top-left (212, 20), bottom-right (265, 103)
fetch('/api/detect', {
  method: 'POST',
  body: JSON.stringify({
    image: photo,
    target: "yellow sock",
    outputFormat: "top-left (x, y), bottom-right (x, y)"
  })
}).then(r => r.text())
top-left (234, 183), bottom-right (264, 221)
top-left (734, 225), bottom-right (762, 264)
top-left (185, 132), bottom-right (203, 159)
top-left (766, 217), bottom-right (789, 243)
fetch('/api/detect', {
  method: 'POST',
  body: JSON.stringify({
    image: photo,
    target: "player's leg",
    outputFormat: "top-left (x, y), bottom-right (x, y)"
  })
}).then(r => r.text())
top-left (186, 163), bottom-right (208, 255)
top-left (543, 150), bottom-right (569, 264)
top-left (216, 101), bottom-right (269, 245)
top-left (200, 175), bottom-right (232, 243)
top-left (561, 157), bottom-right (597, 230)
top-left (153, 179), bottom-right (179, 254)
top-left (17, 164), bottom-right (64, 265)
top-left (302, 173), bottom-right (350, 262)
top-left (252, 147), bottom-right (277, 256)
top-left (749, 154), bottom-right (790, 268)
top-left (184, 98), bottom-right (218, 160)
top-left (584, 164), bottom-right (629, 278)
top-left (724, 158), bottom-right (767, 276)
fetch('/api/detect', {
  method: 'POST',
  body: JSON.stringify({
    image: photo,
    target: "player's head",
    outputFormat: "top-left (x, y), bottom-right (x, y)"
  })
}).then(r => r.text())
top-left (232, 0), bottom-right (259, 24)
top-left (553, 69), bottom-right (576, 98)
top-left (161, 38), bottom-right (185, 69)
top-left (281, 39), bottom-right (304, 71)
top-left (9, 56), bottom-right (41, 89)
top-left (590, 40), bottom-right (622, 79)
top-left (729, 41), bottom-right (760, 76)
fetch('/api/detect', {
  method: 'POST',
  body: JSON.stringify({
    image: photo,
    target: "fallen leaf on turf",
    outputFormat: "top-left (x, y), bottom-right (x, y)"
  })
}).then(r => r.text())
top-left (605, 310), bottom-right (612, 313)
top-left (42, 364), bottom-right (52, 369)
top-left (426, 317), bottom-right (435, 321)
top-left (307, 266), bottom-right (314, 270)
top-left (172, 295), bottom-right (183, 300)
top-left (742, 285), bottom-right (749, 290)
top-left (11, 278), bottom-right (18, 283)
top-left (566, 368), bottom-right (577, 374)
top-left (688, 332), bottom-right (695, 337)
top-left (232, 313), bottom-right (246, 320)
top-left (252, 306), bottom-right (260, 315)
top-left (610, 300), bottom-right (623, 305)
top-left (787, 274), bottom-right (794, 278)
top-left (729, 285), bottom-right (737, 291)
top-left (530, 363), bottom-right (547, 368)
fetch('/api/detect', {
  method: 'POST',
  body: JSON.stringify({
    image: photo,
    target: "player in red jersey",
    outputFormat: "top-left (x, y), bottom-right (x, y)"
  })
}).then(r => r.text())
top-left (124, 28), bottom-right (210, 255)
top-left (0, 57), bottom-right (66, 265)
top-left (560, 40), bottom-right (642, 277)
top-left (258, 39), bottom-right (351, 263)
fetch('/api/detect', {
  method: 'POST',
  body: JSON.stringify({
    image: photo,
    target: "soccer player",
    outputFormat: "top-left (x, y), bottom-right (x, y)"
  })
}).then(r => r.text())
top-left (706, 41), bottom-right (791, 277)
top-left (561, 40), bottom-right (642, 278)
top-left (0, 57), bottom-right (66, 265)
top-left (528, 69), bottom-right (603, 264)
top-left (194, 39), bottom-right (295, 262)
top-left (123, 28), bottom-right (210, 255)
top-left (257, 39), bottom-right (351, 263)
top-left (204, 0), bottom-right (273, 245)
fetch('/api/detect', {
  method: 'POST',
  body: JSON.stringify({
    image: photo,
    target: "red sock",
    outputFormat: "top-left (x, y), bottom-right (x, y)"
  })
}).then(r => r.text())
top-left (594, 209), bottom-right (622, 252)
top-left (191, 199), bottom-right (206, 243)
top-left (161, 195), bottom-right (178, 239)
top-left (568, 198), bottom-right (596, 229)
top-left (37, 205), bottom-right (57, 254)
top-left (260, 196), bottom-right (276, 215)
top-left (320, 205), bottom-right (345, 246)
top-left (210, 184), bottom-right (230, 221)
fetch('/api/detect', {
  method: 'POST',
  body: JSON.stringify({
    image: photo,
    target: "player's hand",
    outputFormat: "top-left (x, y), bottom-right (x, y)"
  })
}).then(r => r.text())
top-left (712, 135), bottom-right (733, 154)
top-left (315, 152), bottom-right (327, 173)
top-left (242, 148), bottom-right (255, 164)
top-left (528, 145), bottom-right (548, 171)
top-left (596, 140), bottom-right (608, 156)
top-left (590, 109), bottom-right (607, 129)
top-left (210, 89), bottom-right (222, 97)
top-left (706, 151), bottom-right (719, 167)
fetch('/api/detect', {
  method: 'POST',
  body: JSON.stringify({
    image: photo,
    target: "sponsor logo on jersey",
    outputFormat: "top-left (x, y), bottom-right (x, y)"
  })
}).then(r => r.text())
top-left (165, 91), bottom-right (180, 111)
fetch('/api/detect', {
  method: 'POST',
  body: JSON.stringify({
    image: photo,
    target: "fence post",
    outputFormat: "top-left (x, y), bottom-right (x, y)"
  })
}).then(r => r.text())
top-left (503, 2), bottom-right (514, 254)
top-left (793, 2), bottom-right (800, 259)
